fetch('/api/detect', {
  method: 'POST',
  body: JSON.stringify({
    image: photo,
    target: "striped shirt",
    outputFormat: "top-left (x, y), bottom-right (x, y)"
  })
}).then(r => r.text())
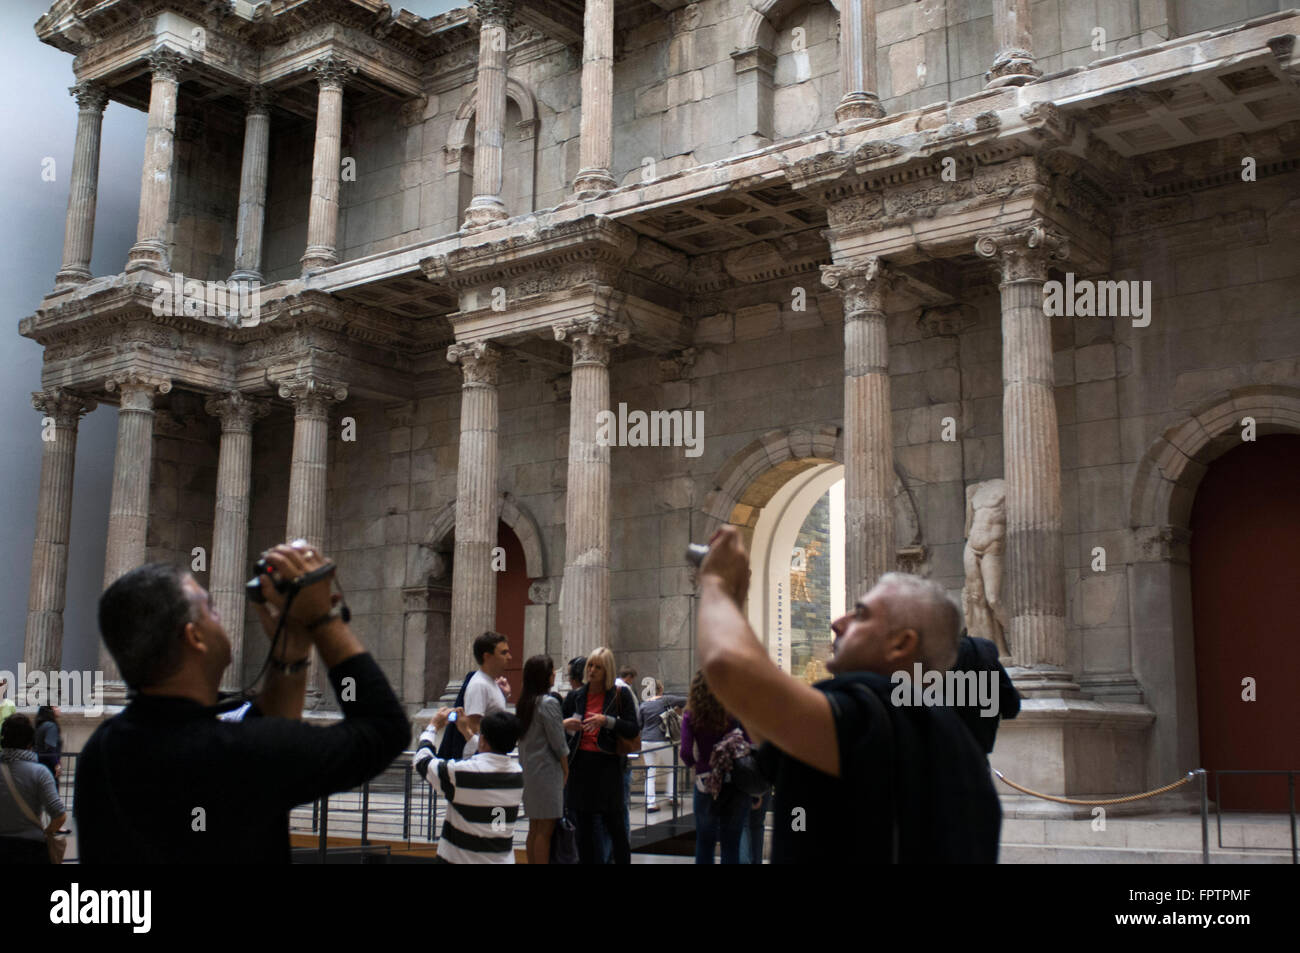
top-left (413, 727), bottom-right (523, 864)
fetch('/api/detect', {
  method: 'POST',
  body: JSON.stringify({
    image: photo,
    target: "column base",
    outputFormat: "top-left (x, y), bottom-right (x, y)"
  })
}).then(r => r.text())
top-left (99, 679), bottom-right (130, 707)
top-left (461, 197), bottom-right (509, 230)
top-left (1006, 664), bottom-right (1084, 698)
top-left (300, 246), bottom-right (339, 274)
top-left (572, 168), bottom-right (617, 199)
top-left (990, 696), bottom-right (1160, 816)
top-left (985, 50), bottom-right (1042, 88)
top-left (229, 268), bottom-right (263, 283)
top-left (125, 240), bottom-right (168, 273)
top-left (53, 267), bottom-right (91, 288)
top-left (835, 92), bottom-right (886, 124)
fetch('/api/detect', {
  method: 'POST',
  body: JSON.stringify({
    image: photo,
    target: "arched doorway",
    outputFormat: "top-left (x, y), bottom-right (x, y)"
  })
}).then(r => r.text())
top-left (1190, 434), bottom-right (1300, 811)
top-left (494, 520), bottom-right (532, 701)
top-left (747, 463), bottom-right (845, 681)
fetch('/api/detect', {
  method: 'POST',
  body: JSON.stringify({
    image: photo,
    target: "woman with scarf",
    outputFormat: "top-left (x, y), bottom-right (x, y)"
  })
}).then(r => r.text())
top-left (0, 714), bottom-right (66, 864)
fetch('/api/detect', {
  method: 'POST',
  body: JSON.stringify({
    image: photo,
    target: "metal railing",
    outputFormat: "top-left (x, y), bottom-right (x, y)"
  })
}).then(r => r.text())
top-left (1212, 769), bottom-right (1299, 864)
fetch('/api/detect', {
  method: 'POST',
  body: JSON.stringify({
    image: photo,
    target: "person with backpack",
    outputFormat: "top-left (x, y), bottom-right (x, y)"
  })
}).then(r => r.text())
top-left (680, 671), bottom-right (749, 864)
top-left (695, 525), bottom-right (1001, 864)
top-left (637, 680), bottom-right (686, 813)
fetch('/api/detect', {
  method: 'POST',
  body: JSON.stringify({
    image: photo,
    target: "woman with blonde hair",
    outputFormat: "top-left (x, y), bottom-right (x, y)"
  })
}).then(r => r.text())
top-left (561, 647), bottom-right (639, 863)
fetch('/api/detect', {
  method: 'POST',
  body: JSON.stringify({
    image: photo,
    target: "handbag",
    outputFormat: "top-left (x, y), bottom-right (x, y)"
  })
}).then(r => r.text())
top-left (549, 812), bottom-right (579, 864)
top-left (1, 762), bottom-right (65, 864)
top-left (610, 686), bottom-right (641, 756)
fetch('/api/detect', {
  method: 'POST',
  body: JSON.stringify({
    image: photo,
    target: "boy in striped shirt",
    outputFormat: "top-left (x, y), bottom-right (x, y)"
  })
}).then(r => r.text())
top-left (414, 708), bottom-right (524, 863)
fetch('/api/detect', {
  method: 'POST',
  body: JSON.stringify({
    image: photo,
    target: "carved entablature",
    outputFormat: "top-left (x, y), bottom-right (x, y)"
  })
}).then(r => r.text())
top-left (722, 236), bottom-right (828, 284)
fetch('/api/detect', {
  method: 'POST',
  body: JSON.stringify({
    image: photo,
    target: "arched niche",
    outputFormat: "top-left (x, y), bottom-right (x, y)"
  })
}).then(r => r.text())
top-left (444, 79), bottom-right (540, 227)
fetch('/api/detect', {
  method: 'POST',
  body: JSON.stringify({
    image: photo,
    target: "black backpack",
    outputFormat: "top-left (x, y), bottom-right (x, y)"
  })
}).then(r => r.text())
top-left (436, 671), bottom-right (475, 761)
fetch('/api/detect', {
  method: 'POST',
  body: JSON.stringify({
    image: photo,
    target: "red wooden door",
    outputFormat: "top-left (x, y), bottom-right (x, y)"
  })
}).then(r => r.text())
top-left (1190, 435), bottom-right (1300, 811)
top-left (493, 521), bottom-right (532, 703)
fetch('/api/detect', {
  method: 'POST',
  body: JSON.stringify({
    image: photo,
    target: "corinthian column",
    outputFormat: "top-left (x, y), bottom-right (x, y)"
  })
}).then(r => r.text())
top-left (101, 373), bottom-right (171, 685)
top-left (836, 0), bottom-right (886, 122)
top-left (231, 87), bottom-right (273, 282)
top-left (126, 49), bottom-right (188, 273)
top-left (822, 258), bottom-right (896, 603)
top-left (25, 389), bottom-right (96, 672)
top-left (975, 222), bottom-right (1075, 695)
top-left (301, 57), bottom-right (355, 274)
top-left (55, 83), bottom-right (109, 287)
top-left (986, 0), bottom-right (1040, 87)
top-left (573, 0), bottom-right (616, 197)
top-left (463, 1), bottom-right (513, 228)
top-left (554, 314), bottom-right (627, 661)
top-left (446, 342), bottom-right (502, 689)
top-left (205, 392), bottom-right (270, 690)
top-left (278, 375), bottom-right (347, 698)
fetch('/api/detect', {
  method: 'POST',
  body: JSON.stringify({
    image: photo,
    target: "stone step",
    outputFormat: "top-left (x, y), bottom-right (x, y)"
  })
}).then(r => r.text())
top-left (1000, 843), bottom-right (1295, 864)
top-left (1001, 813), bottom-right (1295, 853)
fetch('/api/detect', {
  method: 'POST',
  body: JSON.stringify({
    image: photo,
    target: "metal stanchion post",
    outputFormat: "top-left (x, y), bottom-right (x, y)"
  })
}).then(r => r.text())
top-left (403, 763), bottom-right (412, 841)
top-left (319, 794), bottom-right (329, 864)
top-left (1289, 771), bottom-right (1297, 865)
top-left (362, 780), bottom-right (370, 846)
top-left (1197, 769), bottom-right (1209, 864)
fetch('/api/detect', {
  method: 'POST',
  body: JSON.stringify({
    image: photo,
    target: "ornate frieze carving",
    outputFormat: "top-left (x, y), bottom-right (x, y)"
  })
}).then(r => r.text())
top-left (974, 220), bottom-right (1069, 282)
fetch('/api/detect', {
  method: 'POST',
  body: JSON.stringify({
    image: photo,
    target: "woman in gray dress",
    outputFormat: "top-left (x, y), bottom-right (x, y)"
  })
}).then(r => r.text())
top-left (517, 655), bottom-right (568, 864)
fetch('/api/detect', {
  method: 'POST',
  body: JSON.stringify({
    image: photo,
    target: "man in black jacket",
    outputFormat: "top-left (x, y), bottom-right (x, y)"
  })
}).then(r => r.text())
top-left (75, 541), bottom-right (409, 863)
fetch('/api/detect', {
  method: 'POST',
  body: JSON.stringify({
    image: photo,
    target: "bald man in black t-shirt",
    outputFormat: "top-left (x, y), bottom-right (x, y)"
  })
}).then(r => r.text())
top-left (696, 526), bottom-right (1001, 863)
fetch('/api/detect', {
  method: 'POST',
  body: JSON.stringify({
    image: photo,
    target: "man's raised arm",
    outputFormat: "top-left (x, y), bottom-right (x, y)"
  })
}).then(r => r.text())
top-left (696, 526), bottom-right (841, 778)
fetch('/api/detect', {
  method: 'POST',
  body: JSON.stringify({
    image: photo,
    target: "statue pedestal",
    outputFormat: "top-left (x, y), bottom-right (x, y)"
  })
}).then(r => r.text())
top-left (991, 696), bottom-right (1161, 817)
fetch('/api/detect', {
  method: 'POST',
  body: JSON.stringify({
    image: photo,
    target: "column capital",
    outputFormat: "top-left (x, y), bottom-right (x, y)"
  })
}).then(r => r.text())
top-left (308, 55), bottom-right (357, 90)
top-left (475, 0), bottom-right (515, 27)
top-left (68, 81), bottom-right (108, 113)
top-left (145, 47), bottom-right (190, 83)
top-left (974, 221), bottom-right (1068, 283)
top-left (31, 388), bottom-right (96, 426)
top-left (821, 257), bottom-right (898, 314)
top-left (204, 391), bottom-right (272, 432)
top-left (986, 48), bottom-right (1041, 88)
top-left (105, 373), bottom-right (171, 411)
top-left (245, 85), bottom-right (274, 115)
top-left (447, 341), bottom-right (502, 386)
top-left (277, 375), bottom-right (348, 417)
top-left (553, 318), bottom-right (629, 366)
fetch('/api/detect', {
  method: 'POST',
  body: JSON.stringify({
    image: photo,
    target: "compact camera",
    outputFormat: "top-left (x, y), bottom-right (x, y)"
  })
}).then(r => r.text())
top-left (245, 558), bottom-right (339, 604)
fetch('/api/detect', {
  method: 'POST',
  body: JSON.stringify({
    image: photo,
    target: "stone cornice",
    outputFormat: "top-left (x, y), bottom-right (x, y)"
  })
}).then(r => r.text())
top-left (419, 215), bottom-right (638, 291)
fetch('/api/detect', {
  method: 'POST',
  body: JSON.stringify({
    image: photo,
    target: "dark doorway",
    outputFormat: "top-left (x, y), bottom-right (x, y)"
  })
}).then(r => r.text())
top-left (1190, 435), bottom-right (1300, 811)
top-left (494, 520), bottom-right (532, 701)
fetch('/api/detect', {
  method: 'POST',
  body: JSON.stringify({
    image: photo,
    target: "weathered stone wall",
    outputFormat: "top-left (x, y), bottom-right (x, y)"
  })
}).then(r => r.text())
top-left (242, 408), bottom-right (293, 686)
top-left (261, 116), bottom-right (314, 283)
top-left (168, 95), bottom-right (242, 280)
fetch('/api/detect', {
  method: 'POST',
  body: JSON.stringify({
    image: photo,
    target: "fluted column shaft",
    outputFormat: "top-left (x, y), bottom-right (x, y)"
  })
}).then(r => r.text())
top-left (101, 375), bottom-right (171, 683)
top-left (280, 376), bottom-right (347, 697)
top-left (464, 1), bottom-right (513, 228)
top-left (987, 0), bottom-right (1040, 87)
top-left (574, 0), bottom-right (616, 196)
top-left (836, 0), bottom-right (886, 122)
top-left (555, 317), bottom-right (627, 660)
top-left (823, 260), bottom-right (895, 603)
top-left (231, 89), bottom-right (272, 281)
top-left (976, 224), bottom-right (1071, 689)
top-left (206, 393), bottom-right (267, 690)
top-left (301, 57), bottom-right (354, 274)
top-left (25, 390), bottom-right (95, 672)
top-left (56, 83), bottom-right (109, 286)
top-left (127, 50), bottom-right (186, 272)
top-left (447, 344), bottom-right (502, 685)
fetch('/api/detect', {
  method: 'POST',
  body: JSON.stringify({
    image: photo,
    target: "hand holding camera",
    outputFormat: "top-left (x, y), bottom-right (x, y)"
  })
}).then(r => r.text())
top-left (690, 526), bottom-right (751, 609)
top-left (248, 541), bottom-right (345, 660)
